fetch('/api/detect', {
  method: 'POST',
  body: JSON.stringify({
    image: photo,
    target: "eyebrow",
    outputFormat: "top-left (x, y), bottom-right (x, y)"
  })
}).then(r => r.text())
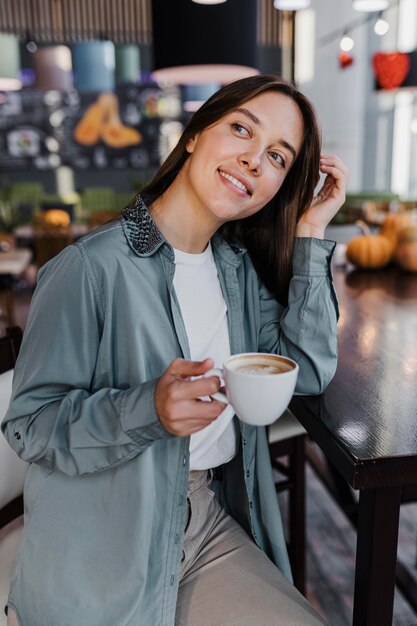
top-left (234, 106), bottom-right (298, 162)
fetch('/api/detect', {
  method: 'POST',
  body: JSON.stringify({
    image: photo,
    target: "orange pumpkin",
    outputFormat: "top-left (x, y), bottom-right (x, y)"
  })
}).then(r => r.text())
top-left (346, 222), bottom-right (394, 269)
top-left (379, 213), bottom-right (412, 247)
top-left (42, 209), bottom-right (71, 228)
top-left (394, 225), bottom-right (417, 272)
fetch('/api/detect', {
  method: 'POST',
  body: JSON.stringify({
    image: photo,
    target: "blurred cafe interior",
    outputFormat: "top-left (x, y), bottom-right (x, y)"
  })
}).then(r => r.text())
top-left (2, 0), bottom-right (417, 283)
top-left (2, 1), bottom-right (417, 625)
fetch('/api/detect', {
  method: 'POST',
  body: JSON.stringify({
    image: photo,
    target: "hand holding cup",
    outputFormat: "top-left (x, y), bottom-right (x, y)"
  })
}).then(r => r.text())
top-left (203, 352), bottom-right (299, 427)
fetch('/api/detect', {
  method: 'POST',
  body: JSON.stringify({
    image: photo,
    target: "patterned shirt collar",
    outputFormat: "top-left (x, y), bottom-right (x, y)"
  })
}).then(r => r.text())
top-left (121, 193), bottom-right (246, 265)
top-left (121, 194), bottom-right (165, 257)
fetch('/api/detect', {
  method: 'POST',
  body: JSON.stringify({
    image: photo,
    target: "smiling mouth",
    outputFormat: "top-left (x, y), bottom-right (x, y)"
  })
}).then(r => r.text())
top-left (218, 170), bottom-right (252, 196)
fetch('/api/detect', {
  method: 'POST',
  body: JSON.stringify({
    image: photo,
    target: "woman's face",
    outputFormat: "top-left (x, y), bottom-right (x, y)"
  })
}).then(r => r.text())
top-left (182, 90), bottom-right (305, 225)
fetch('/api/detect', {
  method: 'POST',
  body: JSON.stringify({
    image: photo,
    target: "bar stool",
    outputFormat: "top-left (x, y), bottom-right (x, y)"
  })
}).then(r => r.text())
top-left (268, 409), bottom-right (307, 594)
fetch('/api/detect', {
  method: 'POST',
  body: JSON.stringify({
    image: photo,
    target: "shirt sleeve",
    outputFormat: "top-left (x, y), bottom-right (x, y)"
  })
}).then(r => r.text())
top-left (257, 237), bottom-right (339, 395)
top-left (1, 244), bottom-right (173, 477)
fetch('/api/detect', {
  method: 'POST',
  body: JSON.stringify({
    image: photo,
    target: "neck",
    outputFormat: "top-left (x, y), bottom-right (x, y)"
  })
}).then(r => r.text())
top-left (149, 170), bottom-right (220, 254)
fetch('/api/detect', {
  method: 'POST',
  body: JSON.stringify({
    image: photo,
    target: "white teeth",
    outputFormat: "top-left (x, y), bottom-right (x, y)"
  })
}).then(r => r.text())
top-left (219, 170), bottom-right (249, 194)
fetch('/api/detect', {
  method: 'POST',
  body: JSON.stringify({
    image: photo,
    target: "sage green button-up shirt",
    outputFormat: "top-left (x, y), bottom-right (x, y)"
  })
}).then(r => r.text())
top-left (2, 196), bottom-right (338, 626)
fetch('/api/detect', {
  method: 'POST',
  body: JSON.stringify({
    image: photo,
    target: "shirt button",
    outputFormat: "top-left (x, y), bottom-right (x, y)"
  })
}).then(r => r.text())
top-left (14, 432), bottom-right (21, 440)
top-left (183, 456), bottom-right (187, 465)
top-left (179, 495), bottom-right (184, 506)
top-left (243, 438), bottom-right (246, 445)
top-left (249, 501), bottom-right (253, 509)
top-left (246, 470), bottom-right (250, 478)
top-left (170, 575), bottom-right (175, 585)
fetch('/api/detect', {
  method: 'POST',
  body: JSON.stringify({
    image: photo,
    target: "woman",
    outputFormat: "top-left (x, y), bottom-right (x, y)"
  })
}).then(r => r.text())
top-left (3, 75), bottom-right (347, 626)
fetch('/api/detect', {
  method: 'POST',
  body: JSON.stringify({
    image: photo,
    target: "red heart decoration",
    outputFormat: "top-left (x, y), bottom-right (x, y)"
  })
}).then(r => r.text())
top-left (339, 51), bottom-right (354, 69)
top-left (372, 51), bottom-right (411, 89)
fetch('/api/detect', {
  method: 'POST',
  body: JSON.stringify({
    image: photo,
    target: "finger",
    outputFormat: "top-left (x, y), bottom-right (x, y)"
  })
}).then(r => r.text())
top-left (320, 157), bottom-right (345, 171)
top-left (168, 357), bottom-right (214, 378)
top-left (320, 164), bottom-right (347, 185)
top-left (167, 398), bottom-right (226, 421)
top-left (167, 375), bottom-right (222, 402)
top-left (188, 399), bottom-right (226, 418)
top-left (320, 157), bottom-right (349, 178)
top-left (320, 154), bottom-right (347, 167)
top-left (315, 176), bottom-right (346, 204)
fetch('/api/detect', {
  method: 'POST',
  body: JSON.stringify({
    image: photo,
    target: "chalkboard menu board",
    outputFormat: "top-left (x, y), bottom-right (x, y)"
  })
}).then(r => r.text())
top-left (0, 88), bottom-right (62, 171)
top-left (0, 83), bottom-right (181, 172)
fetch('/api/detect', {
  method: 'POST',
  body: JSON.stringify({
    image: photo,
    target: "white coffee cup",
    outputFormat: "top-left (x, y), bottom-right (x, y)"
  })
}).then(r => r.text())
top-left (203, 352), bottom-right (299, 426)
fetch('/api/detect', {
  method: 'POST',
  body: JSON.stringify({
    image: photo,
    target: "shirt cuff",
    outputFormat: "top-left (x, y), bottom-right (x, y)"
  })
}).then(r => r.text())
top-left (293, 237), bottom-right (336, 276)
top-left (120, 379), bottom-right (174, 444)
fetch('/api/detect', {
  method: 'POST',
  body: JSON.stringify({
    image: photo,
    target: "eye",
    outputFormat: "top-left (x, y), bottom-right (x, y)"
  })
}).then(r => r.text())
top-left (231, 123), bottom-right (250, 136)
top-left (268, 151), bottom-right (286, 168)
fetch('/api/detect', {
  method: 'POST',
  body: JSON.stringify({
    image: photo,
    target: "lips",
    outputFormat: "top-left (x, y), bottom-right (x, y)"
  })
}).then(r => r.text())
top-left (218, 169), bottom-right (252, 196)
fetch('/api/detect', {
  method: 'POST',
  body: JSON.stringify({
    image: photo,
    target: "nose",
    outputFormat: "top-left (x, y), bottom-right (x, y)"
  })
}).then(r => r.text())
top-left (239, 149), bottom-right (262, 174)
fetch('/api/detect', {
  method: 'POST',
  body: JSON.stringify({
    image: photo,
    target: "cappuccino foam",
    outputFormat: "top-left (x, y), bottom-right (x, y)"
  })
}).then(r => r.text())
top-left (231, 357), bottom-right (293, 376)
top-left (236, 364), bottom-right (284, 375)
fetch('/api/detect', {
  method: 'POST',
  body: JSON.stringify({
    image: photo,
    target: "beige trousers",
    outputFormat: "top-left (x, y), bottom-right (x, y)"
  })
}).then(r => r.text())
top-left (7, 470), bottom-right (327, 626)
top-left (175, 470), bottom-right (327, 626)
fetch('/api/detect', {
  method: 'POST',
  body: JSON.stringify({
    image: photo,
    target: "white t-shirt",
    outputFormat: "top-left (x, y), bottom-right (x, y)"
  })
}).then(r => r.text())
top-left (173, 243), bottom-right (238, 470)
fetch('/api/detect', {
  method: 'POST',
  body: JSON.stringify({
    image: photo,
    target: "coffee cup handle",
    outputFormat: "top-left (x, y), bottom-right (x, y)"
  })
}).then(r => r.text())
top-left (203, 367), bottom-right (228, 404)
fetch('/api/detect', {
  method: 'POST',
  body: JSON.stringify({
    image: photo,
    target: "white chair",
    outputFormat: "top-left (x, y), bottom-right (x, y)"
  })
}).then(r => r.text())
top-left (0, 329), bottom-right (28, 626)
top-left (268, 409), bottom-right (307, 593)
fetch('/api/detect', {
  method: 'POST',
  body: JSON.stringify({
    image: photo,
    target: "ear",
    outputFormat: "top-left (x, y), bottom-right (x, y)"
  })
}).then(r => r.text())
top-left (186, 135), bottom-right (197, 154)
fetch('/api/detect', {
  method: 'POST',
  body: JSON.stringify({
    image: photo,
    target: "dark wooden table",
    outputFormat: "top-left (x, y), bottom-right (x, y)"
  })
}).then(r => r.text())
top-left (290, 264), bottom-right (417, 626)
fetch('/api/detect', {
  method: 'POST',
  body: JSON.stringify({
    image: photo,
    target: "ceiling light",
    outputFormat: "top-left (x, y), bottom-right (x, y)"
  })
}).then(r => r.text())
top-left (340, 35), bottom-right (354, 51)
top-left (192, 0), bottom-right (227, 3)
top-left (152, 0), bottom-right (258, 86)
top-left (352, 0), bottom-right (389, 12)
top-left (152, 65), bottom-right (258, 86)
top-left (274, 0), bottom-right (311, 9)
top-left (374, 16), bottom-right (390, 35)
top-left (26, 40), bottom-right (38, 53)
top-left (24, 30), bottom-right (38, 53)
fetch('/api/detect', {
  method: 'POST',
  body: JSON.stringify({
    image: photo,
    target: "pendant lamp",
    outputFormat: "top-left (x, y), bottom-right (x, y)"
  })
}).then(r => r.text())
top-left (0, 33), bottom-right (22, 90)
top-left (352, 0), bottom-right (389, 11)
top-left (33, 46), bottom-right (73, 91)
top-left (116, 45), bottom-right (141, 83)
top-left (151, 0), bottom-right (258, 85)
top-left (274, 0), bottom-right (311, 9)
top-left (72, 41), bottom-right (115, 93)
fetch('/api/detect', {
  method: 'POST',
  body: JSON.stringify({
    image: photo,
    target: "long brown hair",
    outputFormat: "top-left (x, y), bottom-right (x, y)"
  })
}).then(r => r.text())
top-left (142, 74), bottom-right (321, 305)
